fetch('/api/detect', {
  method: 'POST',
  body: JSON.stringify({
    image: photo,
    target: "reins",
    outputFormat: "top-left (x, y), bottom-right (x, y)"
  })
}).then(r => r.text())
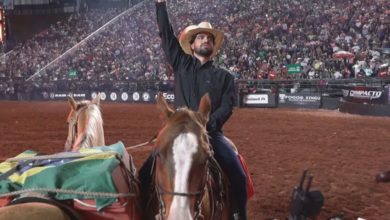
top-left (125, 134), bottom-right (157, 150)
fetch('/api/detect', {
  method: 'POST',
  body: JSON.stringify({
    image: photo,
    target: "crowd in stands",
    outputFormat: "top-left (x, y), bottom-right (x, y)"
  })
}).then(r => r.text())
top-left (0, 0), bottom-right (390, 95)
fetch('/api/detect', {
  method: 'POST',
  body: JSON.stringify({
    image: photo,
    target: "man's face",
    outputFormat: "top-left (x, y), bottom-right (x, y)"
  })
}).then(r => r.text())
top-left (191, 32), bottom-right (215, 57)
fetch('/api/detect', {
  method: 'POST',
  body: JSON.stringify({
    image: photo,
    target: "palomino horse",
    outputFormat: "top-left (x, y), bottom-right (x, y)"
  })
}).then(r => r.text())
top-left (0, 95), bottom-right (138, 220)
top-left (65, 94), bottom-right (105, 151)
top-left (149, 93), bottom-right (230, 220)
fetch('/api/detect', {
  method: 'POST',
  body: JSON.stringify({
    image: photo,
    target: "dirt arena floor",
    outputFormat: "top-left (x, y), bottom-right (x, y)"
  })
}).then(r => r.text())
top-left (1, 101), bottom-right (390, 219)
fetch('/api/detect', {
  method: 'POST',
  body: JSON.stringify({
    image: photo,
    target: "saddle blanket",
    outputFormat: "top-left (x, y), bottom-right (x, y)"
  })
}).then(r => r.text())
top-left (0, 141), bottom-right (130, 211)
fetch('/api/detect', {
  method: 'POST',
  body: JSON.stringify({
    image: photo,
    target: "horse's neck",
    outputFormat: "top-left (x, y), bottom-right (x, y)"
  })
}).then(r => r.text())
top-left (79, 124), bottom-right (105, 149)
top-left (76, 105), bottom-right (105, 149)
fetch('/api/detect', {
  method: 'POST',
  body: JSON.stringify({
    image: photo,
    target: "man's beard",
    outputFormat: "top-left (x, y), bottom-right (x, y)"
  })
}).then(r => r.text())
top-left (194, 46), bottom-right (213, 57)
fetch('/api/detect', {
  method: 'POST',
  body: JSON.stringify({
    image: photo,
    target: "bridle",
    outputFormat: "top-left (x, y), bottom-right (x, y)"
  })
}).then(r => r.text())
top-left (154, 153), bottom-right (211, 220)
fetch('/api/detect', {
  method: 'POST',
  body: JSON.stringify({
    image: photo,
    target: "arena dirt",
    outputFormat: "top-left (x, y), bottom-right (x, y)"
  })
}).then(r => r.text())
top-left (1, 101), bottom-right (390, 219)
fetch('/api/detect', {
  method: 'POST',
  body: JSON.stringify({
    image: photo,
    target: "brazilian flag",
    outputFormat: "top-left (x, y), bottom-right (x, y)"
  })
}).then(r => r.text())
top-left (0, 142), bottom-right (130, 211)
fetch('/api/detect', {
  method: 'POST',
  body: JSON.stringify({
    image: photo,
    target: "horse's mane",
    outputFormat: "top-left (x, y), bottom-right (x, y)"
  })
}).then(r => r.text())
top-left (66, 95), bottom-right (105, 151)
top-left (77, 101), bottom-right (104, 149)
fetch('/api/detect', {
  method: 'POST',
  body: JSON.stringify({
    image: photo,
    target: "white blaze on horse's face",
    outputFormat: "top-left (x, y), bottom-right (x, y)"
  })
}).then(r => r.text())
top-left (168, 132), bottom-right (198, 220)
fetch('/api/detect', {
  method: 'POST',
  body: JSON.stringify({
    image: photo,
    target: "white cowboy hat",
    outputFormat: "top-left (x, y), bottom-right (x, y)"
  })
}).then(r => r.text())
top-left (179, 21), bottom-right (224, 57)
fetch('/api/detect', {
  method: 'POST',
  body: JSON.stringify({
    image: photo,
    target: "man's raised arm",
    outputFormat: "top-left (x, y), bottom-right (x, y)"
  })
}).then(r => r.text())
top-left (155, 0), bottom-right (186, 71)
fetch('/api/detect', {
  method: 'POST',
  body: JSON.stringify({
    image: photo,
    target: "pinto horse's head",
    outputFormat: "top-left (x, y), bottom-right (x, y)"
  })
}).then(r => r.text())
top-left (154, 92), bottom-right (212, 220)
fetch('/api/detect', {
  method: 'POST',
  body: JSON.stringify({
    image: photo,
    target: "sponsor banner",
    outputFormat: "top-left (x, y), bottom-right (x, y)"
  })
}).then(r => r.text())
top-left (160, 92), bottom-right (175, 103)
top-left (240, 93), bottom-right (277, 107)
top-left (130, 91), bottom-right (156, 103)
top-left (132, 92), bottom-right (140, 102)
top-left (279, 93), bottom-right (321, 108)
top-left (91, 91), bottom-right (155, 103)
top-left (342, 86), bottom-right (387, 104)
top-left (109, 92), bottom-right (118, 101)
top-left (287, 64), bottom-right (301, 74)
top-left (142, 92), bottom-right (150, 102)
top-left (100, 92), bottom-right (107, 101)
top-left (243, 94), bottom-right (268, 104)
top-left (121, 92), bottom-right (129, 102)
top-left (47, 92), bottom-right (88, 100)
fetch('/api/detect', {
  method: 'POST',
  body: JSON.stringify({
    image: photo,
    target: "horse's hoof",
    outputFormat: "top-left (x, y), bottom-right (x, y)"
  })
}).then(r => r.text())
top-left (375, 170), bottom-right (390, 183)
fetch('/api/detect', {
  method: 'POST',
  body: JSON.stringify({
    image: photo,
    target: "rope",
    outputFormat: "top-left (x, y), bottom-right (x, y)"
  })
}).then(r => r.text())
top-left (0, 188), bottom-right (136, 199)
top-left (5, 152), bottom-right (118, 162)
top-left (125, 135), bottom-right (157, 150)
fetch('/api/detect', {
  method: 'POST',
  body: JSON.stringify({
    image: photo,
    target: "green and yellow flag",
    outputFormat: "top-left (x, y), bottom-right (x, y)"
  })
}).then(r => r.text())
top-left (0, 142), bottom-right (129, 210)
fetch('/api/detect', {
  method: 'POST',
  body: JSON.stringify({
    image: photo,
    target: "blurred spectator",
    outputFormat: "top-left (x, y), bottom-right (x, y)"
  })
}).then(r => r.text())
top-left (0, 0), bottom-right (389, 89)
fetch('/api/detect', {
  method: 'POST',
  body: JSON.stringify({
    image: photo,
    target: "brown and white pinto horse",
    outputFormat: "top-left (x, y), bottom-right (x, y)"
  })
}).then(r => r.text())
top-left (65, 94), bottom-right (105, 151)
top-left (151, 93), bottom-right (230, 220)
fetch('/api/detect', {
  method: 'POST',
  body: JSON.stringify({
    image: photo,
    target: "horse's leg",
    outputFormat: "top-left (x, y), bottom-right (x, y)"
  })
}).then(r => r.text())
top-left (0, 203), bottom-right (70, 220)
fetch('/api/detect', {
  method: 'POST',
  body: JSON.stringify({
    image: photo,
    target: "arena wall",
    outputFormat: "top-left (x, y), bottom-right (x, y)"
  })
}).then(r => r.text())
top-left (2, 78), bottom-right (390, 117)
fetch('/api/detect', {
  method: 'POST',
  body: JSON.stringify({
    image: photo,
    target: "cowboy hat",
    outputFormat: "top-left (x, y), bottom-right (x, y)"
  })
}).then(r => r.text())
top-left (179, 21), bottom-right (224, 57)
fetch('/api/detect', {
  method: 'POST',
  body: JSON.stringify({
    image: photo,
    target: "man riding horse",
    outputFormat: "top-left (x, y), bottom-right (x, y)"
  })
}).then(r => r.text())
top-left (139, 0), bottom-right (248, 219)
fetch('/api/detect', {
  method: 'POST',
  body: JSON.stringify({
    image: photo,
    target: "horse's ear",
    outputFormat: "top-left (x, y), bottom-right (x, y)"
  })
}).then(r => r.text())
top-left (92, 93), bottom-right (101, 105)
top-left (68, 96), bottom-right (77, 110)
top-left (156, 92), bottom-right (174, 119)
top-left (198, 93), bottom-right (211, 121)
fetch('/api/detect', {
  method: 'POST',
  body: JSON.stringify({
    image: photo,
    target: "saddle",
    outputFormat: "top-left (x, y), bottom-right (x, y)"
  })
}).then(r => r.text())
top-left (0, 142), bottom-right (140, 220)
top-left (9, 195), bottom-right (82, 220)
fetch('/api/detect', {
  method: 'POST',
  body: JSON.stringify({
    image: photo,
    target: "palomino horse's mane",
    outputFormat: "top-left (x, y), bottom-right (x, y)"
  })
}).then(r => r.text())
top-left (65, 95), bottom-right (105, 151)
top-left (76, 101), bottom-right (104, 149)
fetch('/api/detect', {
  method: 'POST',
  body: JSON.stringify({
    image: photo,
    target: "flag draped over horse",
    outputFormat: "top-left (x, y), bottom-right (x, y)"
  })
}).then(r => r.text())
top-left (0, 95), bottom-right (139, 220)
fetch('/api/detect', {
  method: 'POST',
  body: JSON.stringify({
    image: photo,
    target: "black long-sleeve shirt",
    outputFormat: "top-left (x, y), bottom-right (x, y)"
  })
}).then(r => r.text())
top-left (156, 2), bottom-right (235, 133)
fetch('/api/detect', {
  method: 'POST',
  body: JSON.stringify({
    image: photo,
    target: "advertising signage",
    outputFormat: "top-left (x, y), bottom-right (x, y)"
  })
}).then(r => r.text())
top-left (342, 86), bottom-right (387, 105)
top-left (287, 64), bottom-right (301, 75)
top-left (279, 93), bottom-right (321, 108)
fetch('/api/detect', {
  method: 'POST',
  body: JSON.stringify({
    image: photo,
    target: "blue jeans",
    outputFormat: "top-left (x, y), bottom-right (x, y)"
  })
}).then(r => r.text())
top-left (139, 131), bottom-right (247, 219)
top-left (209, 131), bottom-right (247, 219)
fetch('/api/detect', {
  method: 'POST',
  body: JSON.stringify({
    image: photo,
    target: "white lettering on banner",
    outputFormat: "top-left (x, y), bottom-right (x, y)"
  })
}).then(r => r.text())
top-left (305, 96), bottom-right (321, 101)
top-left (349, 90), bottom-right (382, 99)
top-left (91, 92), bottom-right (97, 99)
top-left (54, 94), bottom-right (67, 98)
top-left (163, 93), bottom-right (175, 100)
top-left (244, 94), bottom-right (268, 104)
top-left (110, 92), bottom-right (117, 101)
top-left (279, 94), bottom-right (286, 103)
top-left (51, 93), bottom-right (86, 98)
top-left (279, 94), bottom-right (320, 103)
